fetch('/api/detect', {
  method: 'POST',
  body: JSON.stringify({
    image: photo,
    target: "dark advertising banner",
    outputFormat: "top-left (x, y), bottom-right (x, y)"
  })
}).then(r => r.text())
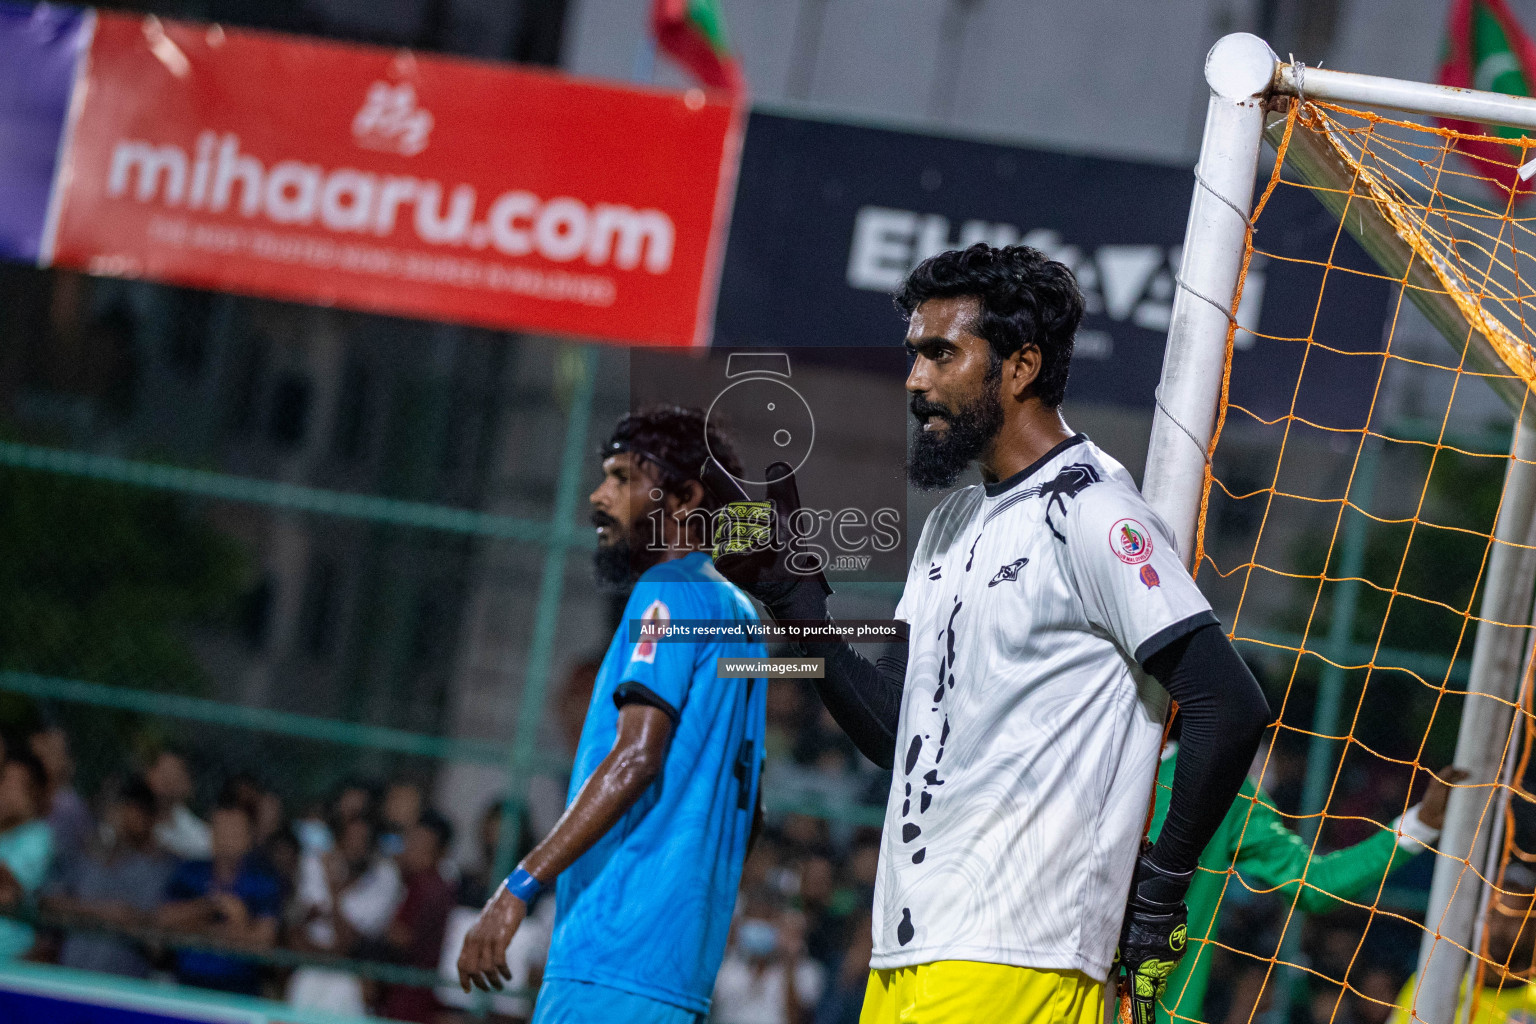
top-left (716, 111), bottom-right (1389, 428)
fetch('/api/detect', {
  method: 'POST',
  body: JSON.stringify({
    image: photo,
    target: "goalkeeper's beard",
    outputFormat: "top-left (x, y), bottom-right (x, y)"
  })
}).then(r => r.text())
top-left (907, 358), bottom-right (1005, 491)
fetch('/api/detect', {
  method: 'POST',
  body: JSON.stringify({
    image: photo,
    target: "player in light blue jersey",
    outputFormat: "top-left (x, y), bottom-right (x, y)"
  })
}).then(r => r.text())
top-left (458, 406), bottom-right (768, 1024)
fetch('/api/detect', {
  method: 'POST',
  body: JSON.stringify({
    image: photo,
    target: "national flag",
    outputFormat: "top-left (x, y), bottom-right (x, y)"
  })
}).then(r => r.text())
top-left (651, 0), bottom-right (745, 96)
top-left (1437, 0), bottom-right (1536, 196)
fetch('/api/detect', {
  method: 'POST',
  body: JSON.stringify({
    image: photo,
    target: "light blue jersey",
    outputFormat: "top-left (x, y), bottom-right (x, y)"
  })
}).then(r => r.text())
top-left (543, 551), bottom-right (767, 1014)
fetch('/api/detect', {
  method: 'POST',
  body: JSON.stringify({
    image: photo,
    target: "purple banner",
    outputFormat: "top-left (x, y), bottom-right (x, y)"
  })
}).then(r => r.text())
top-left (0, 2), bottom-right (89, 263)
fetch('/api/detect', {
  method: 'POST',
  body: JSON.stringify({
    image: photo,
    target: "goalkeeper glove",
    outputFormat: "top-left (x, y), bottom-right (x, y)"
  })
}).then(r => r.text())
top-left (1116, 847), bottom-right (1193, 1024)
top-left (699, 458), bottom-right (832, 623)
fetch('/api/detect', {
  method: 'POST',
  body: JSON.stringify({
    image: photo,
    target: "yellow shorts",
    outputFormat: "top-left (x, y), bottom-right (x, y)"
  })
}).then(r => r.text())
top-left (859, 961), bottom-right (1105, 1024)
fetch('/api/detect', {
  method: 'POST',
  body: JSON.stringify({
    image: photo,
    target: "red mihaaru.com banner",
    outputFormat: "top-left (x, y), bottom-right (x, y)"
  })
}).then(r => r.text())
top-left (47, 13), bottom-right (742, 347)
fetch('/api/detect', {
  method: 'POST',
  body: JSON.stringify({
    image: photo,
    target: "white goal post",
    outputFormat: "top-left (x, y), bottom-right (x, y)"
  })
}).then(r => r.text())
top-left (1144, 33), bottom-right (1536, 1024)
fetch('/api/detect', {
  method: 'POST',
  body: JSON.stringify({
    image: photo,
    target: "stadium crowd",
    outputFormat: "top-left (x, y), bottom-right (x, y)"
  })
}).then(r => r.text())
top-left (0, 664), bottom-right (1477, 1024)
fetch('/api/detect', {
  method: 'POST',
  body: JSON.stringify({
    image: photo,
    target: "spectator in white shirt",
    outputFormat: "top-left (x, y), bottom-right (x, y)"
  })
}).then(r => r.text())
top-left (713, 890), bottom-right (825, 1024)
top-left (145, 750), bottom-right (210, 861)
top-left (287, 814), bottom-right (403, 1014)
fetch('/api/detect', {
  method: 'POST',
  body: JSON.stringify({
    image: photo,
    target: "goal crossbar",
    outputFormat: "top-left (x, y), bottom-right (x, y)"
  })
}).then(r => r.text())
top-left (1258, 111), bottom-right (1535, 417)
top-left (1274, 61), bottom-right (1536, 134)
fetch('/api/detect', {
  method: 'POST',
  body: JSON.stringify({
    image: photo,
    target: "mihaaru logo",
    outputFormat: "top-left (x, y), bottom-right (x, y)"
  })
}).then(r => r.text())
top-left (352, 82), bottom-right (434, 157)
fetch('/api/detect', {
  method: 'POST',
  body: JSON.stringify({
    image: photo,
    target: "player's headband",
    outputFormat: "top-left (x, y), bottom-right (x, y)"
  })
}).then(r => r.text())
top-left (602, 440), bottom-right (691, 485)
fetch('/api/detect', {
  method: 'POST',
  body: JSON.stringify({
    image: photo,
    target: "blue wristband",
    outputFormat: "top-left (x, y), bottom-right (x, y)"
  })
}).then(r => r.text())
top-left (505, 867), bottom-right (545, 906)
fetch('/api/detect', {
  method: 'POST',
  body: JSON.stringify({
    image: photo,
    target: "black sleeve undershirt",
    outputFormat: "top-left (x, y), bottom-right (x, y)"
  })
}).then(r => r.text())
top-left (792, 636), bottom-right (906, 770)
top-left (800, 620), bottom-right (1270, 880)
top-left (1141, 622), bottom-right (1272, 877)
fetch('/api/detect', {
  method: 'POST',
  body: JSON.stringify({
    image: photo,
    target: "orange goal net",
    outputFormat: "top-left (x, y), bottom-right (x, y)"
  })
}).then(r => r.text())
top-left (1177, 95), bottom-right (1536, 1024)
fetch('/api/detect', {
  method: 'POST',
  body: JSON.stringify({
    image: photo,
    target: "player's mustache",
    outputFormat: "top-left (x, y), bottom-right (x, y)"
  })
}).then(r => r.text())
top-left (910, 396), bottom-right (953, 423)
top-left (590, 510), bottom-right (621, 529)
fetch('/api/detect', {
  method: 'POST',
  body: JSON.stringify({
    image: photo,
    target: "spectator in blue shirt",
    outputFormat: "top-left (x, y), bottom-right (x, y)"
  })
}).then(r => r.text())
top-left (0, 750), bottom-right (53, 960)
top-left (157, 800), bottom-right (281, 995)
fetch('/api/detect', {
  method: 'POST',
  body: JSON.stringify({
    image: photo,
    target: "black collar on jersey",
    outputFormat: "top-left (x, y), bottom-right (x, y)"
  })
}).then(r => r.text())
top-left (602, 441), bottom-right (689, 484)
top-left (983, 433), bottom-right (1088, 497)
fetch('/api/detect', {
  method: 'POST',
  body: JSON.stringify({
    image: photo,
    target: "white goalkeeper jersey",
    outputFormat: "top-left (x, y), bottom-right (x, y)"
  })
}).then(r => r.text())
top-left (872, 434), bottom-right (1215, 981)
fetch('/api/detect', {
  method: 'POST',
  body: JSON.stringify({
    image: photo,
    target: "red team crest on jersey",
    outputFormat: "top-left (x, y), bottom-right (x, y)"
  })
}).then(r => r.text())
top-left (1110, 518), bottom-right (1153, 565)
top-left (631, 599), bottom-right (670, 663)
top-left (1140, 564), bottom-right (1160, 588)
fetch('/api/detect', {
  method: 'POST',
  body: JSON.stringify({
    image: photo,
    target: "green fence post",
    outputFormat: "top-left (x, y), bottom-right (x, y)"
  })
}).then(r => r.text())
top-left (1264, 437), bottom-right (1381, 1023)
top-left (484, 341), bottom-right (598, 907)
top-left (467, 343), bottom-right (596, 1016)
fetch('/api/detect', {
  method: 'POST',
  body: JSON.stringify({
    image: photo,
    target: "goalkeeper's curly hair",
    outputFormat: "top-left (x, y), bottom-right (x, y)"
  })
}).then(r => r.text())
top-left (895, 242), bottom-right (1084, 408)
top-left (605, 405), bottom-right (744, 513)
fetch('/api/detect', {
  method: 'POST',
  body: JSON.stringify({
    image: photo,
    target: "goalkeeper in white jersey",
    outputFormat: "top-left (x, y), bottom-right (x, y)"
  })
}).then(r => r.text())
top-left (702, 243), bottom-right (1271, 1024)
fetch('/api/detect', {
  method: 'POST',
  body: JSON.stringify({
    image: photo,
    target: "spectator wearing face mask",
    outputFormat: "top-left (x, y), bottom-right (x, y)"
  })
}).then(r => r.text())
top-left (378, 810), bottom-right (457, 1024)
top-left (0, 750), bottom-right (53, 961)
top-left (714, 889), bottom-right (825, 1024)
top-left (47, 777), bottom-right (172, 978)
top-left (287, 814), bottom-right (404, 1015)
top-left (379, 780), bottom-right (423, 859)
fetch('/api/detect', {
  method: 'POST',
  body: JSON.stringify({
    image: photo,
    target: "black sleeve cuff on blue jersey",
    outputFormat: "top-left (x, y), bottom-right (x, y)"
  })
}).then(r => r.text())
top-left (1143, 622), bottom-right (1272, 879)
top-left (1135, 610), bottom-right (1220, 667)
top-left (613, 681), bottom-right (680, 725)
